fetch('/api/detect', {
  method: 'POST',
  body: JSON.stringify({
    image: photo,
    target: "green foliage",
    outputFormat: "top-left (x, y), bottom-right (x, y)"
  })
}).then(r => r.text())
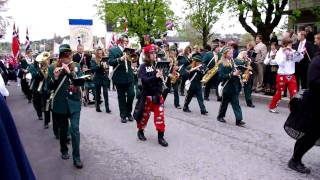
top-left (184, 0), bottom-right (225, 47)
top-left (239, 33), bottom-right (254, 47)
top-left (178, 21), bottom-right (203, 46)
top-left (97, 0), bottom-right (175, 45)
top-left (226, 0), bottom-right (290, 44)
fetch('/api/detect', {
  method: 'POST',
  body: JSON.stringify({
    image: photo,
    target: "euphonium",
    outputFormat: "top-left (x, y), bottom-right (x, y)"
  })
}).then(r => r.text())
top-left (36, 52), bottom-right (50, 92)
top-left (201, 63), bottom-right (219, 84)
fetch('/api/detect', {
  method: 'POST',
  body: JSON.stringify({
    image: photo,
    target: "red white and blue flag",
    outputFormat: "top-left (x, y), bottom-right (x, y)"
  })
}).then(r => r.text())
top-left (25, 28), bottom-right (31, 51)
top-left (108, 34), bottom-right (117, 49)
top-left (12, 23), bottom-right (20, 63)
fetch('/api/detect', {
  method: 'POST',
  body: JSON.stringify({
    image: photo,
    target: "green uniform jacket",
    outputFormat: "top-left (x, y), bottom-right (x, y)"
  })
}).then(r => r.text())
top-left (108, 46), bottom-right (134, 85)
top-left (90, 59), bottom-right (110, 86)
top-left (202, 51), bottom-right (215, 69)
top-left (20, 59), bottom-right (29, 70)
top-left (186, 66), bottom-right (204, 91)
top-left (218, 63), bottom-right (241, 95)
top-left (177, 55), bottom-right (190, 76)
top-left (28, 63), bottom-right (49, 94)
top-left (49, 63), bottom-right (83, 114)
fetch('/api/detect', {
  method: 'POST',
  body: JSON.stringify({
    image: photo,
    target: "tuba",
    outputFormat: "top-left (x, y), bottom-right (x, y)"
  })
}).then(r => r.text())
top-left (36, 52), bottom-right (50, 92)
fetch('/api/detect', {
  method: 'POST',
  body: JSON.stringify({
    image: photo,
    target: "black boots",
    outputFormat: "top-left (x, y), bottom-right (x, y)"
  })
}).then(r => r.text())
top-left (288, 158), bottom-right (311, 174)
top-left (128, 115), bottom-right (134, 122)
top-left (217, 117), bottom-right (226, 123)
top-left (183, 107), bottom-right (191, 112)
top-left (73, 159), bottom-right (83, 169)
top-left (137, 130), bottom-right (168, 147)
top-left (137, 130), bottom-right (147, 141)
top-left (158, 132), bottom-right (168, 147)
top-left (236, 121), bottom-right (246, 127)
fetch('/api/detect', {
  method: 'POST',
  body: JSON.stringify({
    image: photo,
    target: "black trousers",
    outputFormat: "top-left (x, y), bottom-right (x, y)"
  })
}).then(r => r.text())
top-left (163, 80), bottom-right (180, 107)
top-left (115, 83), bottom-right (135, 118)
top-left (55, 113), bottom-right (69, 155)
top-left (204, 76), bottom-right (220, 100)
top-left (295, 63), bottom-right (309, 90)
top-left (293, 128), bottom-right (320, 163)
top-left (52, 112), bottom-right (59, 138)
top-left (21, 79), bottom-right (32, 101)
top-left (180, 75), bottom-right (188, 95)
top-left (95, 83), bottom-right (109, 111)
top-left (32, 92), bottom-right (43, 118)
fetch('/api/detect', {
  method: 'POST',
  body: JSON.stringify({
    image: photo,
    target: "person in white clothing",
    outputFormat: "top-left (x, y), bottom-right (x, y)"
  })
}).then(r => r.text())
top-left (263, 42), bottom-right (278, 95)
top-left (269, 38), bottom-right (305, 113)
top-left (0, 74), bottom-right (9, 98)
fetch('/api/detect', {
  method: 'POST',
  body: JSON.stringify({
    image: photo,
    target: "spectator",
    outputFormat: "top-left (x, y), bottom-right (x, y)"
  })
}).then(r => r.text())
top-left (0, 73), bottom-right (9, 98)
top-left (230, 43), bottom-right (239, 59)
top-left (253, 35), bottom-right (268, 92)
top-left (263, 42), bottom-right (278, 95)
top-left (293, 31), bottom-right (315, 90)
top-left (270, 32), bottom-right (278, 45)
top-left (0, 58), bottom-right (8, 85)
top-left (289, 30), bottom-right (298, 44)
top-left (287, 33), bottom-right (320, 174)
top-left (305, 26), bottom-right (315, 44)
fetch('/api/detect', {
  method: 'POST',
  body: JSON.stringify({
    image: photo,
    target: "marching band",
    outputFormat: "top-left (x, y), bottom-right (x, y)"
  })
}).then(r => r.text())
top-left (18, 32), bottom-right (310, 171)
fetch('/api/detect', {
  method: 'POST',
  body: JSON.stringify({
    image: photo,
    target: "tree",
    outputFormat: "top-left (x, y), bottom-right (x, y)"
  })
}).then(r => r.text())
top-left (0, 0), bottom-right (9, 39)
top-left (227, 0), bottom-right (320, 44)
top-left (227, 0), bottom-right (288, 44)
top-left (97, 0), bottom-right (175, 47)
top-left (178, 21), bottom-right (203, 46)
top-left (184, 0), bottom-right (224, 48)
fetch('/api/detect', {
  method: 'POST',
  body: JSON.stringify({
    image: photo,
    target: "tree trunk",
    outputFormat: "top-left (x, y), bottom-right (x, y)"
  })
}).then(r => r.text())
top-left (202, 29), bottom-right (209, 48)
top-left (257, 27), bottom-right (273, 46)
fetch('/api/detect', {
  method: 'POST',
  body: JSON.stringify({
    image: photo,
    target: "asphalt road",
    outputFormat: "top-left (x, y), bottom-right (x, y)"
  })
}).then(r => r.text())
top-left (6, 83), bottom-right (320, 180)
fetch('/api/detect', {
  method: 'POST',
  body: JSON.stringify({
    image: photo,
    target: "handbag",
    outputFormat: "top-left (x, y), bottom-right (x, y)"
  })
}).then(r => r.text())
top-left (133, 94), bottom-right (146, 123)
top-left (185, 72), bottom-right (197, 91)
top-left (218, 80), bottom-right (229, 97)
top-left (284, 90), bottom-right (320, 146)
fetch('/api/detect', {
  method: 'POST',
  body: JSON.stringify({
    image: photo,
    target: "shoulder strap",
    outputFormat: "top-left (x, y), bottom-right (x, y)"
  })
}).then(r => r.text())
top-left (207, 56), bottom-right (215, 67)
top-left (52, 75), bottom-right (67, 100)
top-left (79, 53), bottom-right (85, 64)
top-left (189, 72), bottom-right (197, 82)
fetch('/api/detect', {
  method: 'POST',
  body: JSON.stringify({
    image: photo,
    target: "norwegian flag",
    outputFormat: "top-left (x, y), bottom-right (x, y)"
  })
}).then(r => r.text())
top-left (12, 23), bottom-right (20, 63)
top-left (25, 28), bottom-right (31, 51)
top-left (108, 34), bottom-right (117, 49)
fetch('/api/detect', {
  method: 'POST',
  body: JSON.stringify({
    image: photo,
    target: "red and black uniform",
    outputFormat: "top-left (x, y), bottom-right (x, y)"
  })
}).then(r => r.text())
top-left (137, 63), bottom-right (165, 132)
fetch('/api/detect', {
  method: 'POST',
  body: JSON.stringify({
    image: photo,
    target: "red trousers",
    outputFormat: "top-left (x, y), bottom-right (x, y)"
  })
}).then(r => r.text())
top-left (137, 96), bottom-right (165, 132)
top-left (269, 74), bottom-right (298, 109)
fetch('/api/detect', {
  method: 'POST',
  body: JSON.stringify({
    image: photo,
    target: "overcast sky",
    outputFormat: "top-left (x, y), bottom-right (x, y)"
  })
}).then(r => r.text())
top-left (1, 0), bottom-right (257, 43)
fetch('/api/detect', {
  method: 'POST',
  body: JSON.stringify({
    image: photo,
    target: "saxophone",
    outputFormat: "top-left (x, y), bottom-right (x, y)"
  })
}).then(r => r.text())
top-left (169, 57), bottom-right (179, 84)
top-left (201, 55), bottom-right (219, 84)
top-left (241, 58), bottom-right (252, 84)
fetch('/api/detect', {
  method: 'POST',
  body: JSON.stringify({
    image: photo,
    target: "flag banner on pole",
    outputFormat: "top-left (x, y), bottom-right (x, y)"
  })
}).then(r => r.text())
top-left (69, 19), bottom-right (93, 51)
top-left (12, 23), bottom-right (20, 64)
top-left (25, 28), bottom-right (30, 51)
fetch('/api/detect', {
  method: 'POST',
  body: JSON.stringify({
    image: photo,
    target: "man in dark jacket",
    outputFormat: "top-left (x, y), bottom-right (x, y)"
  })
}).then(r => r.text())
top-left (293, 30), bottom-right (315, 90)
top-left (288, 33), bottom-right (320, 174)
top-left (108, 34), bottom-right (135, 123)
